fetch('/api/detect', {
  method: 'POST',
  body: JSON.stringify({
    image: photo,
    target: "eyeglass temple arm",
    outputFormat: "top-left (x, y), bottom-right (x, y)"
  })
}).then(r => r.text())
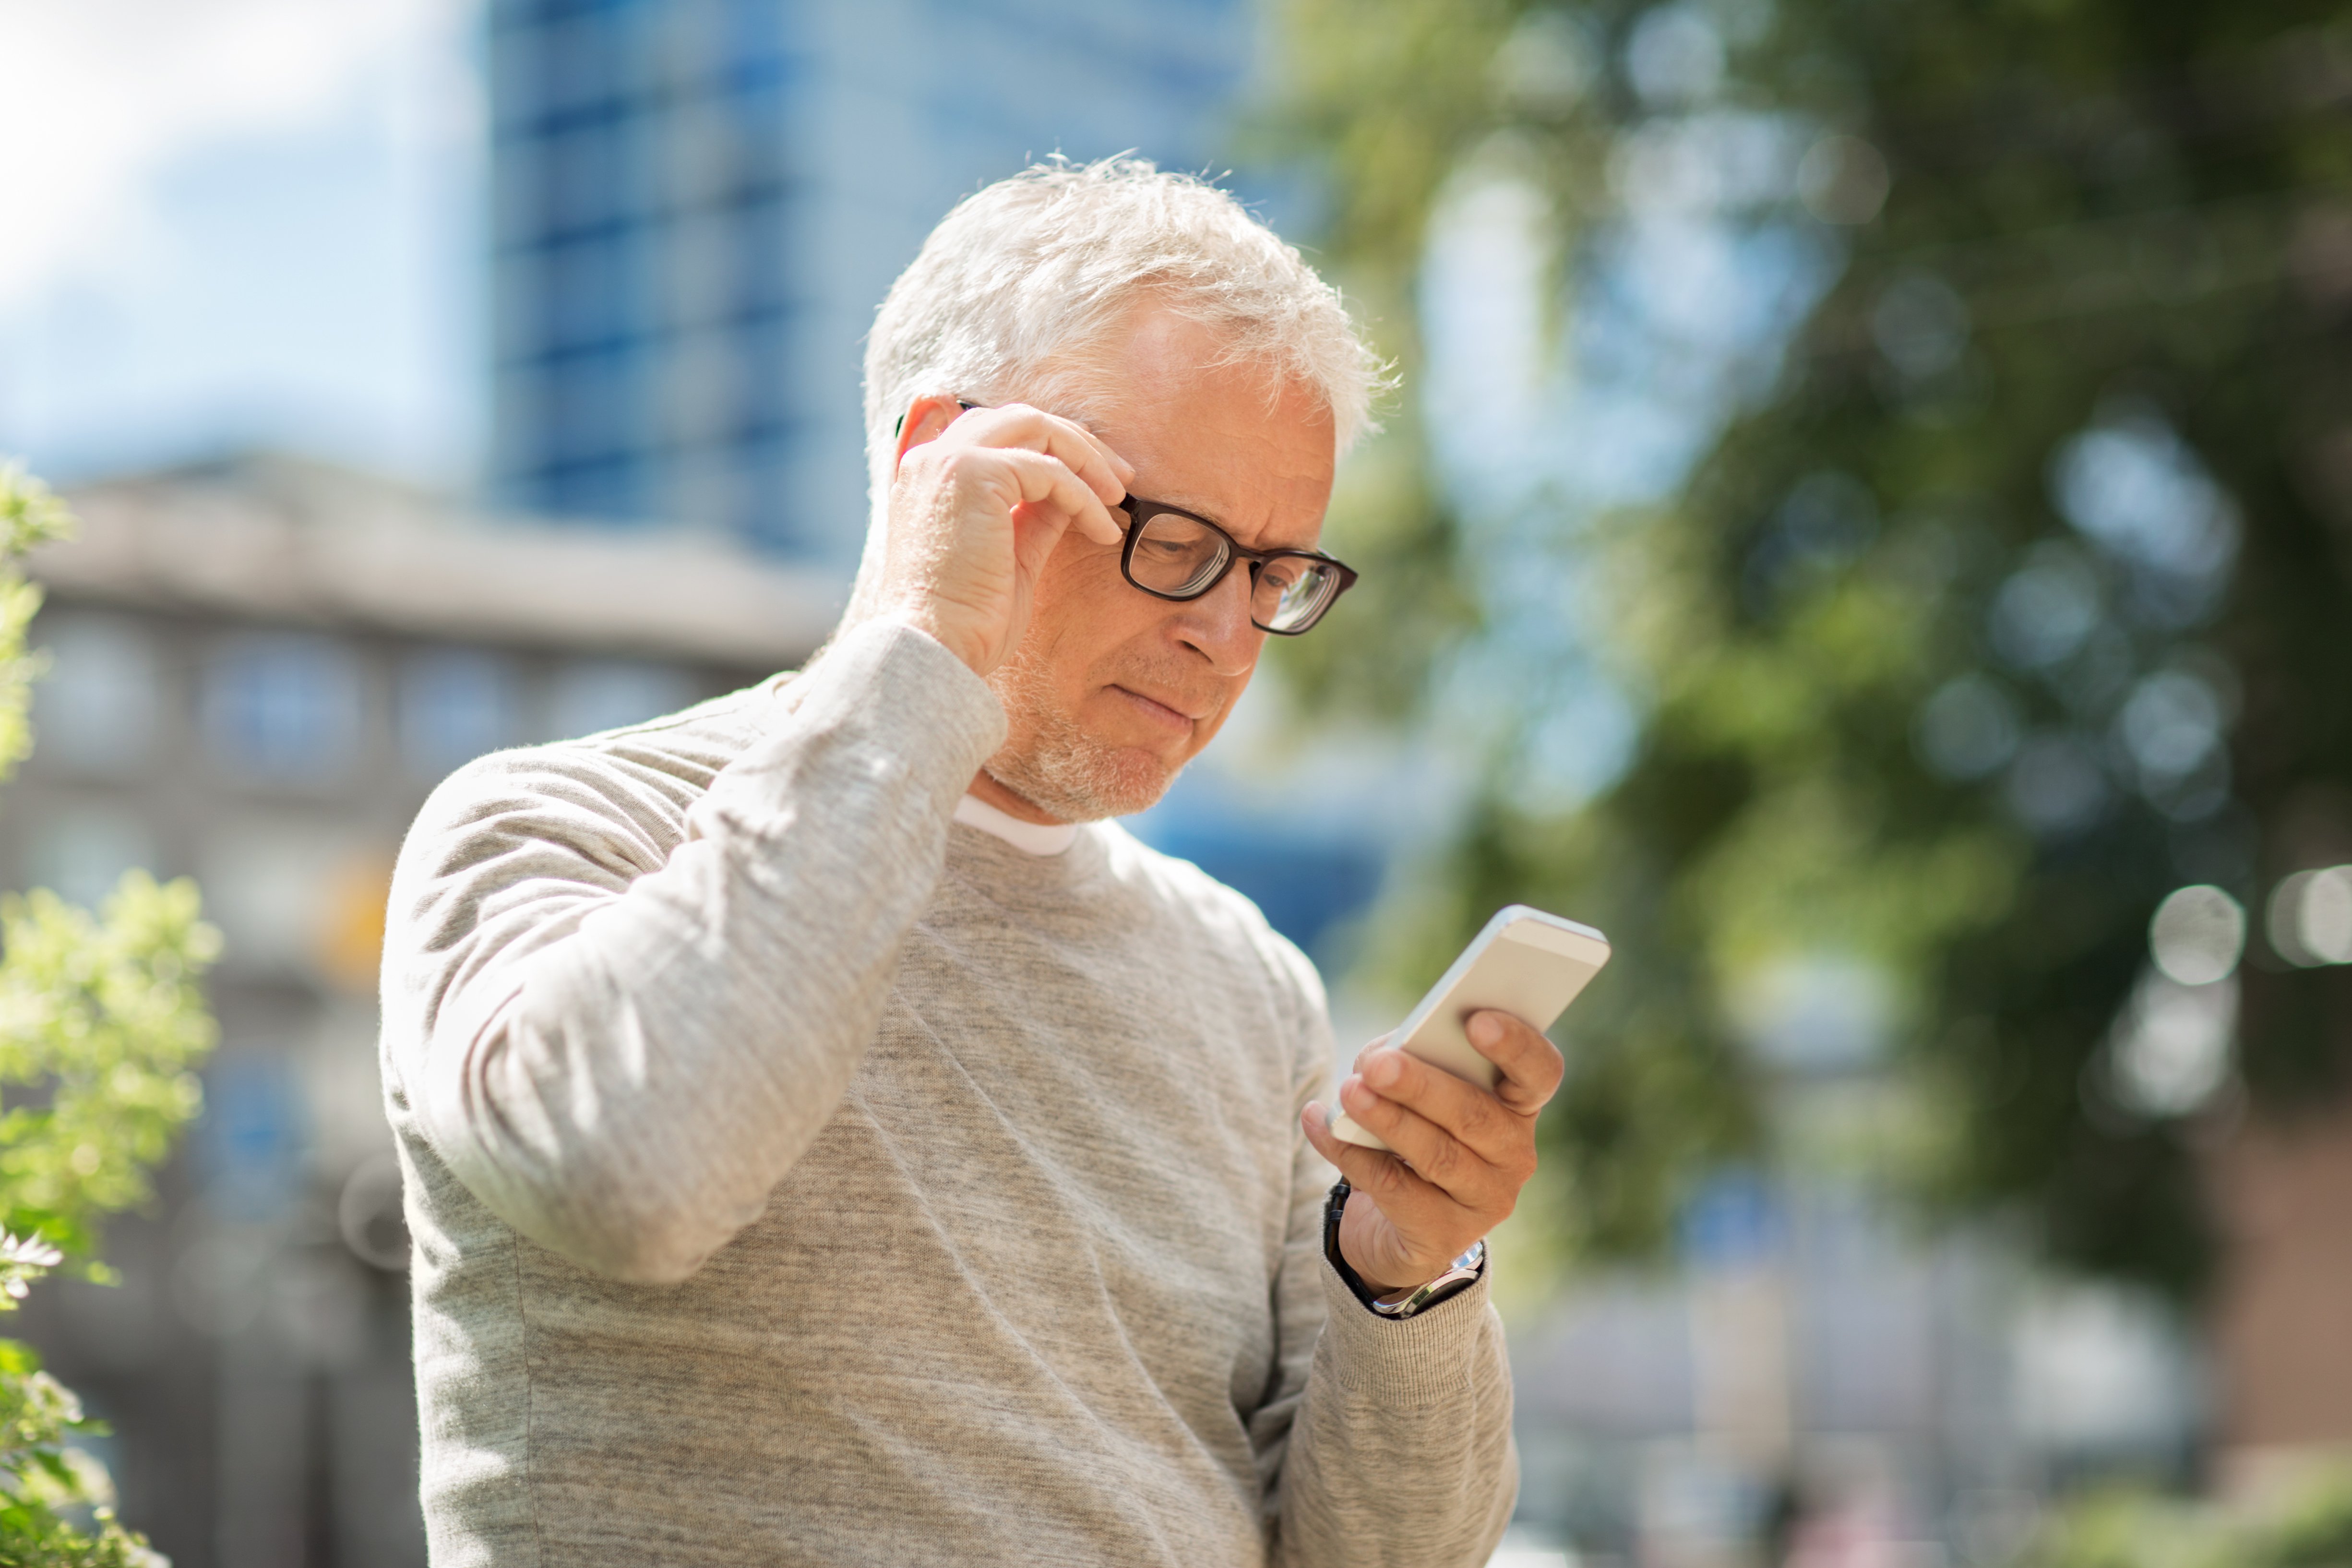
top-left (893, 397), bottom-right (986, 438)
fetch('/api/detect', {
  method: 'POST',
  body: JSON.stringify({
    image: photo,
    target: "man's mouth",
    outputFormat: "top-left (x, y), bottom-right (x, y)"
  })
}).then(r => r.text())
top-left (1108, 684), bottom-right (1209, 732)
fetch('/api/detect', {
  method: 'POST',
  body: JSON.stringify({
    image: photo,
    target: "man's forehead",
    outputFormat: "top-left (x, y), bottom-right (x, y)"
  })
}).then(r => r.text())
top-left (1082, 318), bottom-right (1335, 546)
top-left (1128, 465), bottom-right (1329, 553)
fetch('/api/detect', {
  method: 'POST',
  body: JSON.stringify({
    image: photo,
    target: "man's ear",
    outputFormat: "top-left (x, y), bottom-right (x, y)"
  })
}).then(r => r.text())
top-left (893, 395), bottom-right (967, 473)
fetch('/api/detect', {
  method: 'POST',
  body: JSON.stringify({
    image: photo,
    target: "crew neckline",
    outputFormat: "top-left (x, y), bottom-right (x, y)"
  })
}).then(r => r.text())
top-left (953, 792), bottom-right (1079, 856)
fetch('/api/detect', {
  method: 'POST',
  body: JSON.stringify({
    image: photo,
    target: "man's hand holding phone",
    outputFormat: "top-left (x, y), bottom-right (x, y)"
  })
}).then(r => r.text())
top-left (1304, 1013), bottom-right (1564, 1299)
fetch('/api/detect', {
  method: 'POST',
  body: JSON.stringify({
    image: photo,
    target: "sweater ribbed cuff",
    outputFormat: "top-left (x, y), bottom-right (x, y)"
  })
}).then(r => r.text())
top-left (1316, 1253), bottom-right (1498, 1406)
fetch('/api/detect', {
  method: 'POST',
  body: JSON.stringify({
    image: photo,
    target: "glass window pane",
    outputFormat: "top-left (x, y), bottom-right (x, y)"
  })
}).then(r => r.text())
top-left (30, 613), bottom-right (159, 777)
top-left (549, 658), bottom-right (694, 740)
top-left (204, 634), bottom-right (364, 784)
top-left (400, 650), bottom-right (520, 781)
top-left (22, 806), bottom-right (157, 909)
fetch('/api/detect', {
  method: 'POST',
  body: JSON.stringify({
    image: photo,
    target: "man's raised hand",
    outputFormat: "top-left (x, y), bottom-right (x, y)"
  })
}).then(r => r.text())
top-left (865, 397), bottom-right (1132, 677)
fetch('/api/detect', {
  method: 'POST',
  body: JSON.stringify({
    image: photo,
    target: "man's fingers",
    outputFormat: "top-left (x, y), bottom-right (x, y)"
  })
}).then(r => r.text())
top-left (1358, 1048), bottom-right (1523, 1167)
top-left (1334, 1073), bottom-right (1505, 1205)
top-left (951, 403), bottom-right (1130, 517)
top-left (990, 448), bottom-right (1123, 547)
top-left (1301, 1103), bottom-right (1403, 1190)
top-left (1464, 1010), bottom-right (1565, 1114)
top-left (1056, 414), bottom-right (1136, 495)
top-left (1011, 404), bottom-right (1133, 499)
top-left (1301, 1104), bottom-right (1461, 1221)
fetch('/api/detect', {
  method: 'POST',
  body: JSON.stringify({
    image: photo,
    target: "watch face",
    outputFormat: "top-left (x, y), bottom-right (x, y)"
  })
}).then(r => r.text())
top-left (1371, 1246), bottom-right (1487, 1318)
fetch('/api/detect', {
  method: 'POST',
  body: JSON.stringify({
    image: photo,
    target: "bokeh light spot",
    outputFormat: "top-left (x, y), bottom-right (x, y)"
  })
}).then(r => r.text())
top-left (2268, 866), bottom-right (2352, 966)
top-left (1796, 134), bottom-right (1889, 224)
top-left (1989, 547), bottom-right (2101, 670)
top-left (2148, 884), bottom-right (2245, 986)
top-left (1915, 673), bottom-right (2021, 782)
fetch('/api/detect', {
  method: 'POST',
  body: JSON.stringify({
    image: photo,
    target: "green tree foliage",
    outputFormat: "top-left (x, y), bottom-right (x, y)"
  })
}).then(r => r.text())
top-left (0, 463), bottom-right (219, 1566)
top-left (1268, 0), bottom-right (2352, 1290)
top-left (2009, 1472), bottom-right (2352, 1568)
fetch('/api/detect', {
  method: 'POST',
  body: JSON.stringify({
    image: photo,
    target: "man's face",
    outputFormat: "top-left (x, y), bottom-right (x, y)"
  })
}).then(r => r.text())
top-left (983, 310), bottom-right (1337, 822)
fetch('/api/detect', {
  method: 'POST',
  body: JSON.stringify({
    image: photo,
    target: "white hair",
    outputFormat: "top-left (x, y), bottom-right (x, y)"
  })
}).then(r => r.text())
top-left (859, 156), bottom-right (1386, 536)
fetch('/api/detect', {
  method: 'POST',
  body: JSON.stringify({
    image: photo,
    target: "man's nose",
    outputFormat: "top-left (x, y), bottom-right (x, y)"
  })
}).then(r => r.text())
top-left (1172, 567), bottom-right (1261, 676)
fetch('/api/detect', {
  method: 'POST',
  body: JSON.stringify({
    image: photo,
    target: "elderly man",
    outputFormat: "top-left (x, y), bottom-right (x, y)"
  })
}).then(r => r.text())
top-left (382, 159), bottom-right (1559, 1566)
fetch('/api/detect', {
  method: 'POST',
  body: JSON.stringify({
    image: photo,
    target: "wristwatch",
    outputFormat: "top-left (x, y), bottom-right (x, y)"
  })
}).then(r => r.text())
top-left (1322, 1179), bottom-right (1487, 1320)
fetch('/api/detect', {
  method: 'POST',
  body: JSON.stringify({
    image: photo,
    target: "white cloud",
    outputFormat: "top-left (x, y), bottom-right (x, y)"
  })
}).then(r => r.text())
top-left (0, 0), bottom-right (468, 309)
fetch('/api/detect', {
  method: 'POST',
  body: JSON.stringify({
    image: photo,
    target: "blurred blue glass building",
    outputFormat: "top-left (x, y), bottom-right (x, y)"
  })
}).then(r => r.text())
top-left (487, 0), bottom-right (1257, 562)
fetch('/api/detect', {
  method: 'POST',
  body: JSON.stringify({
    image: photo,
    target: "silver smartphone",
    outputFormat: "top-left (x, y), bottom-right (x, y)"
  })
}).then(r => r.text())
top-left (1330, 904), bottom-right (1612, 1153)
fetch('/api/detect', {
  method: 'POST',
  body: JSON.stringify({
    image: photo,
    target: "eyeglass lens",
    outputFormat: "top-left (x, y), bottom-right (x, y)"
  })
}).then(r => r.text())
top-left (1127, 510), bottom-right (1344, 633)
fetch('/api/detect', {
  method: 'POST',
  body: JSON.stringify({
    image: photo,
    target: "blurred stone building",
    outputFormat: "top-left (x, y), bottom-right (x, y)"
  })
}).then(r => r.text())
top-left (7, 454), bottom-right (834, 1568)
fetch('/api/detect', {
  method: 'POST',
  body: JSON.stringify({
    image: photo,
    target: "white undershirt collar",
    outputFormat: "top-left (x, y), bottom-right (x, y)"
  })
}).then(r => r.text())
top-left (954, 792), bottom-right (1079, 856)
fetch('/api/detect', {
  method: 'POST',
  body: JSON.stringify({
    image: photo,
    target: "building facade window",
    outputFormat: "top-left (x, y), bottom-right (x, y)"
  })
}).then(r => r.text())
top-left (23, 805), bottom-right (158, 910)
top-left (400, 649), bottom-right (521, 780)
top-left (29, 612), bottom-right (160, 777)
top-left (549, 658), bottom-right (694, 740)
top-left (203, 633), bottom-right (365, 784)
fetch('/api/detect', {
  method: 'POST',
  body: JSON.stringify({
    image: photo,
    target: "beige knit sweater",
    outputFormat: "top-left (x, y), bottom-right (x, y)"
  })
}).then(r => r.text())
top-left (379, 620), bottom-right (1518, 1567)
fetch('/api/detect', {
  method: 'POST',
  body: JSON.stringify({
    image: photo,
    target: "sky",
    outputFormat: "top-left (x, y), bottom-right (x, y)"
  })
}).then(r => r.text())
top-left (0, 0), bottom-right (483, 488)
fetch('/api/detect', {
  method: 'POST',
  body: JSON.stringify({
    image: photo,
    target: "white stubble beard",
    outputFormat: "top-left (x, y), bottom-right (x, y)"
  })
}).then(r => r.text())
top-left (981, 642), bottom-right (1188, 824)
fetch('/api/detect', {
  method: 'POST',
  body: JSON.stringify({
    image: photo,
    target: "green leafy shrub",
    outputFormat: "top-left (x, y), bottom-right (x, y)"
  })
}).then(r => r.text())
top-left (2013, 1475), bottom-right (2352, 1568)
top-left (0, 463), bottom-right (219, 1566)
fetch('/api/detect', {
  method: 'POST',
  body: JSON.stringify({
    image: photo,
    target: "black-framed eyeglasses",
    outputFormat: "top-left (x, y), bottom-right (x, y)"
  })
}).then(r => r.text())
top-left (944, 400), bottom-right (1358, 635)
top-left (1115, 497), bottom-right (1358, 635)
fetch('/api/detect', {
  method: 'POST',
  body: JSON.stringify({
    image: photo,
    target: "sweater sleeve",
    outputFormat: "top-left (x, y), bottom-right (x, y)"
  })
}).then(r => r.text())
top-left (380, 620), bottom-right (1006, 1284)
top-left (1252, 958), bottom-right (1520, 1568)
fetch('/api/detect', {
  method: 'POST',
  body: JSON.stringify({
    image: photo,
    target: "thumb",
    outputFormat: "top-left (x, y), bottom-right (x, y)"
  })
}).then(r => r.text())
top-left (1007, 500), bottom-right (1078, 585)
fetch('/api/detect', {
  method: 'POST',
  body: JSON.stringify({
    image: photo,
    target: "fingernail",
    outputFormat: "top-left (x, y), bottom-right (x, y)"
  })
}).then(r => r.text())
top-left (1364, 1053), bottom-right (1401, 1088)
top-left (1469, 1013), bottom-right (1503, 1046)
